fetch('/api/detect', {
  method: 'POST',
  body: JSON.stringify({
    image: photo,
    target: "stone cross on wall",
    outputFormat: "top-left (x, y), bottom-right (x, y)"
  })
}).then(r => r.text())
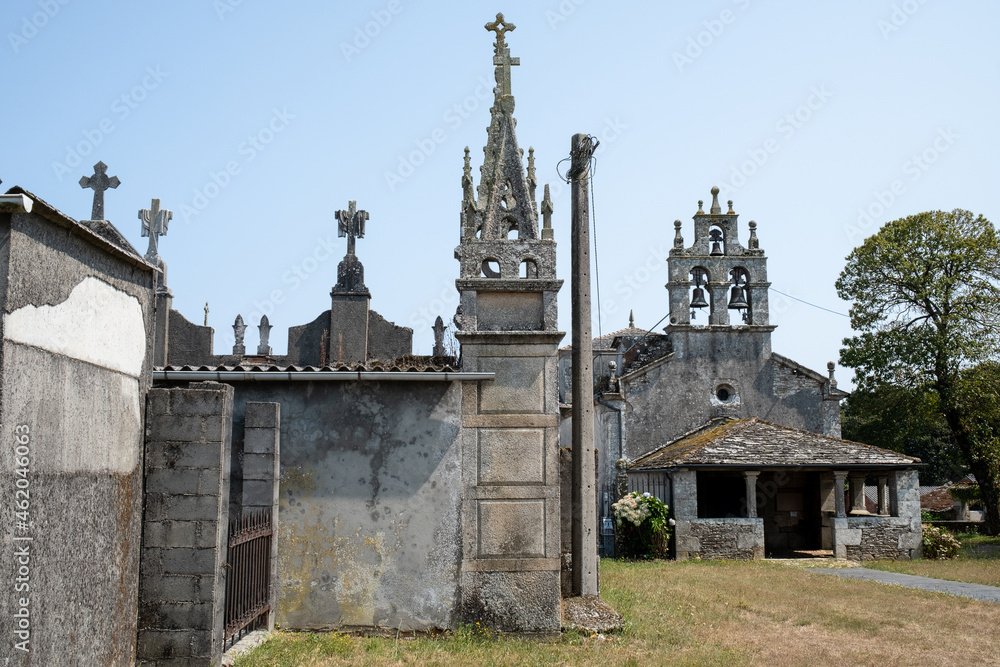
top-left (139, 198), bottom-right (172, 263)
top-left (485, 13), bottom-right (518, 98)
top-left (79, 161), bottom-right (120, 221)
top-left (432, 316), bottom-right (446, 357)
top-left (335, 200), bottom-right (368, 256)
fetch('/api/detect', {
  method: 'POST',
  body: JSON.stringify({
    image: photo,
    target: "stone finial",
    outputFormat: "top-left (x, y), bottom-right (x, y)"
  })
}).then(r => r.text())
top-left (673, 219), bottom-right (684, 249)
top-left (462, 147), bottom-right (474, 206)
top-left (432, 316), bottom-right (446, 357)
top-left (203, 302), bottom-right (209, 327)
top-left (257, 315), bottom-right (272, 356)
top-left (541, 184), bottom-right (554, 240)
top-left (710, 186), bottom-right (722, 215)
top-left (233, 315), bottom-right (247, 355)
top-left (697, 200), bottom-right (704, 215)
top-left (727, 200), bottom-right (735, 215)
top-left (139, 198), bottom-right (172, 264)
top-left (628, 310), bottom-right (635, 328)
top-left (486, 13), bottom-right (519, 101)
top-left (79, 161), bottom-right (120, 221)
top-left (748, 220), bottom-right (759, 249)
top-left (527, 146), bottom-right (537, 205)
top-left (827, 361), bottom-right (838, 389)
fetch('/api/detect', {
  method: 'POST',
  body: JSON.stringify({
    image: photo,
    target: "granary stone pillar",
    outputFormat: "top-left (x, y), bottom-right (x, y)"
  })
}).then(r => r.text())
top-left (453, 15), bottom-right (565, 632)
top-left (833, 471), bottom-right (847, 518)
top-left (849, 473), bottom-right (867, 514)
top-left (877, 475), bottom-right (889, 515)
top-left (743, 471), bottom-right (760, 518)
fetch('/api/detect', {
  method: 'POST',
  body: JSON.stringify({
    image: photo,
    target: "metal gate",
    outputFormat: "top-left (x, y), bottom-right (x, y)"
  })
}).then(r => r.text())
top-left (224, 509), bottom-right (273, 648)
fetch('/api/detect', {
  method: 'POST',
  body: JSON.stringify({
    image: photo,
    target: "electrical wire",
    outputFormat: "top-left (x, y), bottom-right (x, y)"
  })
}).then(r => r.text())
top-left (768, 287), bottom-right (849, 317)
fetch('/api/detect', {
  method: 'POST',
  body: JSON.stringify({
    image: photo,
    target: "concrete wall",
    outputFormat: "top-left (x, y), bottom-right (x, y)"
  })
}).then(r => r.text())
top-left (137, 383), bottom-right (234, 666)
top-left (167, 309), bottom-right (214, 367)
top-left (226, 380), bottom-right (464, 631)
top-left (0, 208), bottom-right (154, 666)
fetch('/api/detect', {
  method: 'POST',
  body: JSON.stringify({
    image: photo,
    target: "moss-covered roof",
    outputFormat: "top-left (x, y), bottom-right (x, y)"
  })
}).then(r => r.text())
top-left (631, 417), bottom-right (920, 469)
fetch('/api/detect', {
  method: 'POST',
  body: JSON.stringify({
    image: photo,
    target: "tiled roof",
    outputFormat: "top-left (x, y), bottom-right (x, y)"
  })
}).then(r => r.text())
top-left (920, 486), bottom-right (956, 513)
top-left (631, 417), bottom-right (921, 470)
top-left (157, 362), bottom-right (459, 373)
top-left (561, 326), bottom-right (651, 351)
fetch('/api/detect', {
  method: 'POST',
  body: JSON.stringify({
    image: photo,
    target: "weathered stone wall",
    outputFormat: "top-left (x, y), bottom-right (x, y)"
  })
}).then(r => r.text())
top-left (619, 330), bottom-right (837, 461)
top-left (367, 310), bottom-right (413, 361)
top-left (0, 208), bottom-right (154, 666)
top-left (224, 380), bottom-right (464, 631)
top-left (686, 519), bottom-right (764, 561)
top-left (166, 309), bottom-right (214, 366)
top-left (137, 383), bottom-right (234, 666)
top-left (832, 469), bottom-right (922, 560)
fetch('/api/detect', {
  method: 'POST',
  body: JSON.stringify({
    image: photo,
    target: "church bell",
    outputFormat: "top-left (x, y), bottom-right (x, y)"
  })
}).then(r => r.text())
top-left (728, 286), bottom-right (748, 310)
top-left (690, 287), bottom-right (709, 309)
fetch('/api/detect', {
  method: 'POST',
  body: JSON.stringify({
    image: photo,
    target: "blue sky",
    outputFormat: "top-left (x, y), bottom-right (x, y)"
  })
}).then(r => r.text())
top-left (3, 1), bottom-right (997, 386)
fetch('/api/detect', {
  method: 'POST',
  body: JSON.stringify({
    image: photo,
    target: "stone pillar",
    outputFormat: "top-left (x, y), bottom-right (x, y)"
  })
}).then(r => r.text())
top-left (152, 285), bottom-right (172, 366)
top-left (743, 471), bottom-right (759, 518)
top-left (833, 471), bottom-right (847, 518)
top-left (569, 132), bottom-right (598, 598)
top-left (242, 402), bottom-right (280, 632)
top-left (709, 283), bottom-right (729, 325)
top-left (877, 475), bottom-right (889, 516)
top-left (849, 474), bottom-right (867, 514)
top-left (138, 382), bottom-right (234, 667)
top-left (671, 469), bottom-right (699, 560)
top-left (328, 292), bottom-right (370, 364)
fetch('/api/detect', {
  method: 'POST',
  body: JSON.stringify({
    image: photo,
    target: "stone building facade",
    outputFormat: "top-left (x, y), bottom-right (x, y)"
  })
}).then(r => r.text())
top-left (559, 187), bottom-right (922, 560)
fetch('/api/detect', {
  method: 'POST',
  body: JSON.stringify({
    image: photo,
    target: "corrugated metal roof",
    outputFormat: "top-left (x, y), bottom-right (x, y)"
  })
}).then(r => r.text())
top-left (631, 417), bottom-right (921, 469)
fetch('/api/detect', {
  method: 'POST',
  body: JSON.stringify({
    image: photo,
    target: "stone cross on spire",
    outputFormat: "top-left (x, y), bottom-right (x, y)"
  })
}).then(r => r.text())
top-left (486, 13), bottom-right (519, 99)
top-left (335, 200), bottom-right (368, 256)
top-left (139, 198), bottom-right (172, 263)
top-left (79, 161), bottom-right (120, 221)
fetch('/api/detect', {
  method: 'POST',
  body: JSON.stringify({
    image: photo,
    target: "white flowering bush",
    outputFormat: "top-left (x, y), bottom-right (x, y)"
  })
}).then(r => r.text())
top-left (922, 524), bottom-right (961, 560)
top-left (612, 491), bottom-right (672, 559)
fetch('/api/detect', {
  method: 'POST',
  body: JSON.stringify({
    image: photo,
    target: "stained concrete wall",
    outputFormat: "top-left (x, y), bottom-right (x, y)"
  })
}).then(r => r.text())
top-left (138, 383), bottom-right (234, 666)
top-left (0, 207), bottom-right (154, 666)
top-left (225, 380), bottom-right (463, 631)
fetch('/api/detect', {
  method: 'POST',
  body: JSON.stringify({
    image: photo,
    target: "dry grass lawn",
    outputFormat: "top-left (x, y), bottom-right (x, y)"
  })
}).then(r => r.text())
top-left (235, 559), bottom-right (1000, 667)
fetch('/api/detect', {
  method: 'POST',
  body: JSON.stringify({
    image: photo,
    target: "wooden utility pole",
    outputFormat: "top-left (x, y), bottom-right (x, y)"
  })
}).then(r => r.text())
top-left (569, 133), bottom-right (599, 597)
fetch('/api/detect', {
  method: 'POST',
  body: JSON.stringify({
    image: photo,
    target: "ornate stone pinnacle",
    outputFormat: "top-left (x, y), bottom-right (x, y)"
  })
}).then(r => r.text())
top-left (748, 220), bottom-right (759, 249)
top-left (233, 315), bottom-right (247, 355)
top-left (629, 310), bottom-right (635, 328)
top-left (727, 200), bottom-right (735, 215)
top-left (697, 200), bottom-right (704, 215)
top-left (257, 315), bottom-right (272, 356)
top-left (673, 219), bottom-right (684, 248)
top-left (541, 184), bottom-right (554, 240)
top-left (710, 186), bottom-right (721, 215)
top-left (527, 147), bottom-right (537, 205)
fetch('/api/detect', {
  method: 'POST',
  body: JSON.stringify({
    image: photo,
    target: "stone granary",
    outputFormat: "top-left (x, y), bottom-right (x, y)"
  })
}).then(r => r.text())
top-left (558, 187), bottom-right (923, 560)
top-left (1, 14), bottom-right (580, 667)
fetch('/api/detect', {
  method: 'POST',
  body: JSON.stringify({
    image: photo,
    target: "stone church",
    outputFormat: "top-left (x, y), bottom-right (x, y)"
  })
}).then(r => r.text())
top-left (558, 187), bottom-right (922, 561)
top-left (0, 13), bottom-right (920, 667)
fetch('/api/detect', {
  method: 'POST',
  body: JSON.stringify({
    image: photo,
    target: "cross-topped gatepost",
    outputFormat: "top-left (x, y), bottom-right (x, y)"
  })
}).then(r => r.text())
top-left (485, 13), bottom-right (519, 99)
top-left (139, 198), bottom-right (172, 264)
top-left (335, 200), bottom-right (368, 256)
top-left (79, 161), bottom-right (120, 221)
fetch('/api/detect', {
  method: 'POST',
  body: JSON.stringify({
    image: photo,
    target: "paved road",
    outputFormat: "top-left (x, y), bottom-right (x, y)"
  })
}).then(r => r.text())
top-left (810, 567), bottom-right (1000, 603)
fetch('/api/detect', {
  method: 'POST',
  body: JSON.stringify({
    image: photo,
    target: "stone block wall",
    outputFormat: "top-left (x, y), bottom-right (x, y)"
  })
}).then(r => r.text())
top-left (240, 401), bottom-right (280, 631)
top-left (832, 470), bottom-right (921, 560)
top-left (138, 382), bottom-right (234, 667)
top-left (686, 519), bottom-right (764, 560)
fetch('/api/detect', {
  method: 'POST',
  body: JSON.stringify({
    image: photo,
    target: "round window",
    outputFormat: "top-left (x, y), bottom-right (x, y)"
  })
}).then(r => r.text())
top-left (715, 384), bottom-right (736, 403)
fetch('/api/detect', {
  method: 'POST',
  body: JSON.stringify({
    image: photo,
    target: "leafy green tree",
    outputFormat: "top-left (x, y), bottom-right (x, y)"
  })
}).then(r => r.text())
top-left (841, 386), bottom-right (966, 486)
top-left (836, 209), bottom-right (1000, 534)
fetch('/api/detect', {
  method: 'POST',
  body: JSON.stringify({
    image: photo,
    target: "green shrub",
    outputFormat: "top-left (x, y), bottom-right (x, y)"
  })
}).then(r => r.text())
top-left (613, 491), bottom-right (672, 559)
top-left (922, 524), bottom-right (962, 559)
